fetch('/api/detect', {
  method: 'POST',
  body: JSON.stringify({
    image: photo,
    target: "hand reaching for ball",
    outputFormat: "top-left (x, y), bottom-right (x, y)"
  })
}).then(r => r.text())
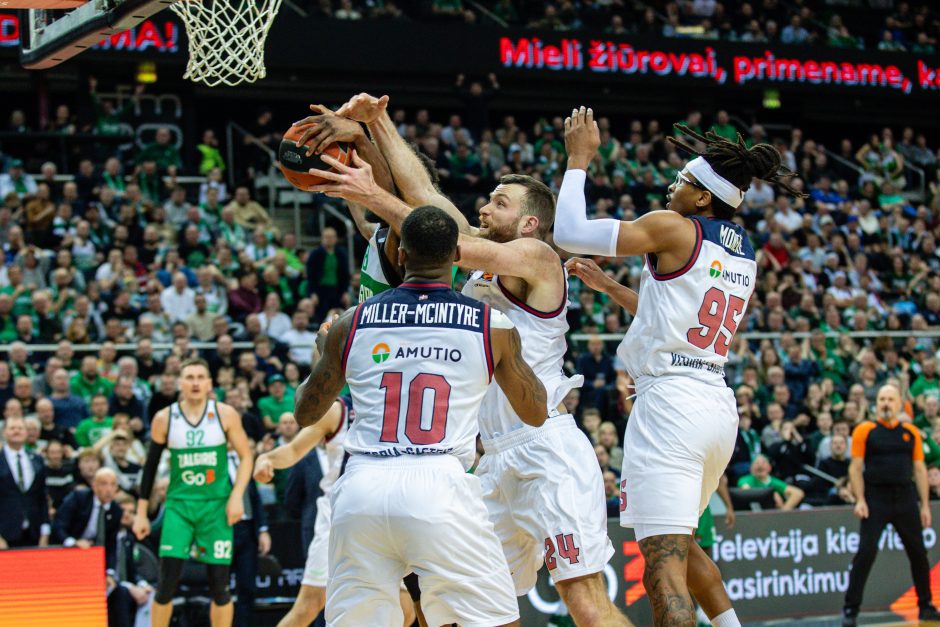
top-left (291, 105), bottom-right (365, 157)
top-left (336, 93), bottom-right (389, 124)
top-left (309, 150), bottom-right (381, 206)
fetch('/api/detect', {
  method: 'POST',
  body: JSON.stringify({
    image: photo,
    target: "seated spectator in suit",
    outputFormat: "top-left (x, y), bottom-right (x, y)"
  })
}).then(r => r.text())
top-left (53, 467), bottom-right (122, 555)
top-left (0, 415), bottom-right (50, 547)
top-left (110, 493), bottom-right (153, 627)
top-left (737, 454), bottom-right (805, 510)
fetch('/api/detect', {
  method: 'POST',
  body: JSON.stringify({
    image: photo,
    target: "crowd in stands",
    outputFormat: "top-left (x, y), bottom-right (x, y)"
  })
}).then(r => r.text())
top-left (306, 0), bottom-right (940, 54)
top-left (1, 73), bottom-right (940, 573)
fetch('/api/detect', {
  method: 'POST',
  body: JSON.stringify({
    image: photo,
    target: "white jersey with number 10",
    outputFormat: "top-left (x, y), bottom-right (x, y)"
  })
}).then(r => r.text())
top-left (341, 281), bottom-right (509, 470)
top-left (618, 216), bottom-right (757, 386)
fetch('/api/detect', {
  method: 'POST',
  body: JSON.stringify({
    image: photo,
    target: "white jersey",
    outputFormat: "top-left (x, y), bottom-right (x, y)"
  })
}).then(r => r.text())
top-left (463, 270), bottom-right (582, 440)
top-left (342, 281), bottom-right (504, 470)
top-left (618, 216), bottom-right (757, 386)
top-left (316, 398), bottom-right (350, 495)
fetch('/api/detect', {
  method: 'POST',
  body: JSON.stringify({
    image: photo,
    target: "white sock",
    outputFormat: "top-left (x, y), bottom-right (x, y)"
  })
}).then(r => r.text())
top-left (696, 606), bottom-right (710, 623)
top-left (711, 608), bottom-right (741, 627)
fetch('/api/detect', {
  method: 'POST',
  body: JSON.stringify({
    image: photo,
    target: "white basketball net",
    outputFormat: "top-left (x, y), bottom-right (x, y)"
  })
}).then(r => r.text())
top-left (171, 0), bottom-right (283, 87)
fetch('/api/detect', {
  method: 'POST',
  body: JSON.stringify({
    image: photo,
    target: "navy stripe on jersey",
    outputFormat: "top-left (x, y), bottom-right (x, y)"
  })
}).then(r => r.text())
top-left (695, 216), bottom-right (755, 260)
top-left (648, 218), bottom-right (703, 281)
top-left (495, 275), bottom-right (567, 318)
top-left (483, 303), bottom-right (494, 380)
top-left (340, 304), bottom-right (363, 371)
top-left (355, 283), bottom-right (489, 332)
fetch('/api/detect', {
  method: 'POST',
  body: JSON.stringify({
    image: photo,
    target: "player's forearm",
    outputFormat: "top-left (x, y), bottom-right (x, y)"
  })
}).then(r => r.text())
top-left (554, 169), bottom-right (621, 256)
top-left (606, 283), bottom-right (638, 316)
top-left (361, 188), bottom-right (413, 233)
top-left (353, 132), bottom-right (395, 196)
top-left (263, 444), bottom-right (303, 470)
top-left (367, 112), bottom-right (432, 206)
top-left (348, 203), bottom-right (378, 240)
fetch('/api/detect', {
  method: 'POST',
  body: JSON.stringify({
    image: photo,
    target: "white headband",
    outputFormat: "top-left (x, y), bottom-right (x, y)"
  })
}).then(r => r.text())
top-left (684, 156), bottom-right (746, 208)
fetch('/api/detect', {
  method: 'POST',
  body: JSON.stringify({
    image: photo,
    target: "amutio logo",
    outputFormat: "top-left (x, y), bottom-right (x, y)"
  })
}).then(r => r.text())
top-left (372, 343), bottom-right (391, 364)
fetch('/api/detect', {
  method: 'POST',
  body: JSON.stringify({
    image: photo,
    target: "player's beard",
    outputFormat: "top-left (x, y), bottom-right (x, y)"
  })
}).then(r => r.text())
top-left (480, 217), bottom-right (521, 243)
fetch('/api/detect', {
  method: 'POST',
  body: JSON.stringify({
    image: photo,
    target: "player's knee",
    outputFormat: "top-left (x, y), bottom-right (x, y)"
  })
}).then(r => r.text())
top-left (206, 564), bottom-right (232, 606)
top-left (155, 557), bottom-right (184, 605)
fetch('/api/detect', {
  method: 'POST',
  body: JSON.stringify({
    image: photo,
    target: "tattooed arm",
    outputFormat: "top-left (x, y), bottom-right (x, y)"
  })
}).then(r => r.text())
top-left (491, 322), bottom-right (547, 427)
top-left (294, 308), bottom-right (355, 428)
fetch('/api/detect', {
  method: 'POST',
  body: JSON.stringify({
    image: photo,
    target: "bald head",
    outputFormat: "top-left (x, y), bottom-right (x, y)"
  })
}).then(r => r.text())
top-left (92, 467), bottom-right (118, 503)
top-left (876, 384), bottom-right (902, 421)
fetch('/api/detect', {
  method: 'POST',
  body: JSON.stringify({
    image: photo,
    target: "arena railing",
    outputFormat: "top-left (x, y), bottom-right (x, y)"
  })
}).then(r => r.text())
top-left (5, 329), bottom-right (939, 354)
top-left (570, 330), bottom-right (940, 342)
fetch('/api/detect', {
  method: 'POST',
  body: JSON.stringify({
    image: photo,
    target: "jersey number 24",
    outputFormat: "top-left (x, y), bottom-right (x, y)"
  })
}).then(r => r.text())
top-left (686, 287), bottom-right (746, 357)
top-left (379, 372), bottom-right (450, 445)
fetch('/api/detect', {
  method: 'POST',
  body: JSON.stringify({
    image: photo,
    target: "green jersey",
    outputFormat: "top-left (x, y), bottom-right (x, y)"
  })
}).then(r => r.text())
top-left (359, 226), bottom-right (458, 303)
top-left (166, 400), bottom-right (230, 501)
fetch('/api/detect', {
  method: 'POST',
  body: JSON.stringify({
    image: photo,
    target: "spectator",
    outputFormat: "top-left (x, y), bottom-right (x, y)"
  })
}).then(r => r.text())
top-left (576, 336), bottom-right (617, 410)
top-left (93, 430), bottom-right (142, 494)
top-left (228, 445), bottom-right (271, 627)
top-left (43, 439), bottom-right (76, 510)
top-left (0, 416), bottom-right (50, 547)
top-left (185, 293), bottom-right (216, 341)
top-left (597, 421), bottom-right (624, 470)
top-left (225, 186), bottom-right (275, 234)
top-left (259, 374), bottom-right (295, 431)
top-left (74, 394), bottom-right (114, 448)
top-left (136, 127), bottom-right (181, 175)
top-left (594, 443), bottom-right (618, 476)
top-left (109, 494), bottom-right (154, 626)
top-left (737, 454), bottom-right (805, 510)
top-left (258, 292), bottom-right (292, 342)
top-left (305, 226), bottom-right (350, 313)
top-left (0, 160), bottom-right (38, 199)
top-left (228, 269), bottom-right (263, 322)
top-left (280, 310), bottom-right (317, 367)
top-left (109, 377), bottom-right (147, 437)
top-left (36, 397), bottom-right (78, 452)
top-left (603, 470), bottom-right (621, 518)
top-left (160, 271), bottom-right (197, 323)
top-left (51, 368), bottom-right (90, 429)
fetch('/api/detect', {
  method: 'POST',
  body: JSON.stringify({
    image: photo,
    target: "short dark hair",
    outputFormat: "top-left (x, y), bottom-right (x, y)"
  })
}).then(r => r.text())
top-left (400, 206), bottom-right (458, 267)
top-left (499, 174), bottom-right (555, 239)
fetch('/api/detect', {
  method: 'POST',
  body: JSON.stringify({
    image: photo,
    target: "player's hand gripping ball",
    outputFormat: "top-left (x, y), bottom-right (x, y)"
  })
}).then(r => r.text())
top-left (278, 125), bottom-right (352, 191)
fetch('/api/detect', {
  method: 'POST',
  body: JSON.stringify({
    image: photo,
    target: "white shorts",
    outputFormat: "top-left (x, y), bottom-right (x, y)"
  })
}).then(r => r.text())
top-left (478, 414), bottom-right (614, 596)
top-left (326, 455), bottom-right (519, 627)
top-left (301, 495), bottom-right (332, 588)
top-left (621, 376), bottom-right (738, 536)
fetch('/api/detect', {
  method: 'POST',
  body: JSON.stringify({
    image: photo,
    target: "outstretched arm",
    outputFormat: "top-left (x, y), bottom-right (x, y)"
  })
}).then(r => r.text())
top-left (565, 257), bottom-right (638, 315)
top-left (554, 107), bottom-right (692, 258)
top-left (254, 401), bottom-right (344, 482)
top-left (294, 307), bottom-right (355, 428)
top-left (491, 321), bottom-right (547, 426)
top-left (336, 93), bottom-right (475, 235)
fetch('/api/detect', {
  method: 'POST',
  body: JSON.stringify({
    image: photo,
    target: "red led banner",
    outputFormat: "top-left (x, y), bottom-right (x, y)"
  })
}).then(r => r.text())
top-left (499, 36), bottom-right (940, 95)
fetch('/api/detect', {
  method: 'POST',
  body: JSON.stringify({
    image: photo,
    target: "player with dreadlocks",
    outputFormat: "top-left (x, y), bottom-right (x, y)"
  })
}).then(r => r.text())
top-left (555, 107), bottom-right (806, 627)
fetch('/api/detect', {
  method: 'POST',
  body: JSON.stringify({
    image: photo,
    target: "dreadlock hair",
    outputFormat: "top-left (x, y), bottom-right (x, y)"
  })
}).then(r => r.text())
top-left (669, 123), bottom-right (808, 220)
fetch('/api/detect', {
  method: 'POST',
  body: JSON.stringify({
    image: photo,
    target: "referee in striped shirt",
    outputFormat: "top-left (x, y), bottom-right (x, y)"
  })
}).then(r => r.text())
top-left (842, 384), bottom-right (940, 626)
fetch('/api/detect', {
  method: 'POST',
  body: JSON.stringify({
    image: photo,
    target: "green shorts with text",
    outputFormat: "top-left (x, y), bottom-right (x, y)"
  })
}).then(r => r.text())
top-left (159, 498), bottom-right (233, 565)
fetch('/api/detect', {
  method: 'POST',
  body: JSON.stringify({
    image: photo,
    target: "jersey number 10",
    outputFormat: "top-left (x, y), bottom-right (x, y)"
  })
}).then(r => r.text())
top-left (379, 372), bottom-right (451, 445)
top-left (686, 287), bottom-right (747, 357)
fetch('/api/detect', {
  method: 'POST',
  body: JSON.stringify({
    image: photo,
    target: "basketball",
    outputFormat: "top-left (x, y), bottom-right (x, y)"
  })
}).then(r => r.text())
top-left (277, 125), bottom-right (352, 191)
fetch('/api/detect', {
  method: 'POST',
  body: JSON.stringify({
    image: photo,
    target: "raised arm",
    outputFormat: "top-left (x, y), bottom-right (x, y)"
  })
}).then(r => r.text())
top-left (294, 307), bottom-right (354, 428)
top-left (555, 107), bottom-right (693, 259)
top-left (490, 317), bottom-right (547, 426)
top-left (254, 401), bottom-right (344, 483)
top-left (336, 92), bottom-right (474, 234)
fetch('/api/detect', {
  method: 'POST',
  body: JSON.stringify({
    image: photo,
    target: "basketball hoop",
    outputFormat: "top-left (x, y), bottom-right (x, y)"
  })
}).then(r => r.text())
top-left (170, 0), bottom-right (283, 87)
